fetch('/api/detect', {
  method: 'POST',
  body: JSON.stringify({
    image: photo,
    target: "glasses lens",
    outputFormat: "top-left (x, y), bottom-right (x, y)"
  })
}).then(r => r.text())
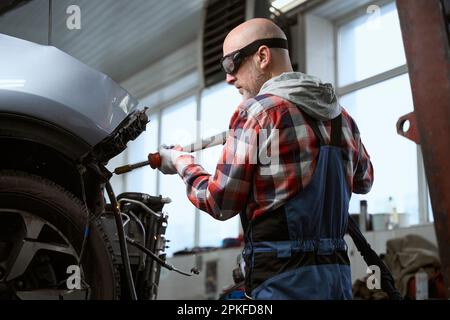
top-left (221, 55), bottom-right (235, 74)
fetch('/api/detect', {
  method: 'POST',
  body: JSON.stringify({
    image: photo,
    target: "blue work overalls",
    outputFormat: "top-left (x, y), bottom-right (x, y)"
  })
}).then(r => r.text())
top-left (241, 113), bottom-right (352, 300)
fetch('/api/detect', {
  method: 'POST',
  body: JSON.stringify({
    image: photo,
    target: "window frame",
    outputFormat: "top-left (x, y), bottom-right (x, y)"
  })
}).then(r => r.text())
top-left (333, 0), bottom-right (430, 224)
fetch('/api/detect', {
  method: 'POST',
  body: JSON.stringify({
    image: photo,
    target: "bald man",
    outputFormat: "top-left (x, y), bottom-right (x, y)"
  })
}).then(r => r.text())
top-left (156, 18), bottom-right (374, 300)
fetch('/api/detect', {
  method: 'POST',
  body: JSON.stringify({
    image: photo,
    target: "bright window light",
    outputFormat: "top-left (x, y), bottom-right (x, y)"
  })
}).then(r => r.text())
top-left (271, 0), bottom-right (309, 12)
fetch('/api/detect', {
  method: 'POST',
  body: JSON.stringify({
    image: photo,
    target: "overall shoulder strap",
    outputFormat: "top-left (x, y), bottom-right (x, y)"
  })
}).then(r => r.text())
top-left (240, 210), bottom-right (249, 236)
top-left (302, 112), bottom-right (326, 146)
top-left (331, 114), bottom-right (342, 147)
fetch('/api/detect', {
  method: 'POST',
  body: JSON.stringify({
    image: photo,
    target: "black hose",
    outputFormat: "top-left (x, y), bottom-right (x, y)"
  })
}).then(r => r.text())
top-left (141, 212), bottom-right (158, 298)
top-left (77, 166), bottom-right (90, 265)
top-left (348, 216), bottom-right (402, 300)
top-left (105, 182), bottom-right (138, 300)
top-left (126, 237), bottom-right (198, 277)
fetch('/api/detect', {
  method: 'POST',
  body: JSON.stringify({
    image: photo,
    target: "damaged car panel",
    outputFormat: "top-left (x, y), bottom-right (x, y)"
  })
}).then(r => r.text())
top-left (0, 33), bottom-right (139, 147)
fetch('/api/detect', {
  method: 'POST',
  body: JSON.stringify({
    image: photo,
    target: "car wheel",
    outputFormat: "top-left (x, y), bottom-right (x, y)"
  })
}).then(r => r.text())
top-left (0, 170), bottom-right (118, 300)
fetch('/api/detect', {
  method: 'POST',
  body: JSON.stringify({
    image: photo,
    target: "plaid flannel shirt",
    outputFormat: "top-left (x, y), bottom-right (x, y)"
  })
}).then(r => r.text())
top-left (175, 94), bottom-right (373, 221)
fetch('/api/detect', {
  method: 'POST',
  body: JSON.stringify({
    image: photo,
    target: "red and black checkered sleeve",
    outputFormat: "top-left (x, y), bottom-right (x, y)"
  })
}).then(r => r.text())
top-left (179, 108), bottom-right (258, 221)
top-left (349, 115), bottom-right (374, 194)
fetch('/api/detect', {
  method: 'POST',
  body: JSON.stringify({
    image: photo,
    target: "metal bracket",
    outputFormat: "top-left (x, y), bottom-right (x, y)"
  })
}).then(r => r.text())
top-left (396, 112), bottom-right (420, 144)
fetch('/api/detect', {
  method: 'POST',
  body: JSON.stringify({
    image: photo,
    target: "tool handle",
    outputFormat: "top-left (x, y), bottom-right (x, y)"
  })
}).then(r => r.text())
top-left (114, 160), bottom-right (150, 175)
top-left (148, 152), bottom-right (161, 169)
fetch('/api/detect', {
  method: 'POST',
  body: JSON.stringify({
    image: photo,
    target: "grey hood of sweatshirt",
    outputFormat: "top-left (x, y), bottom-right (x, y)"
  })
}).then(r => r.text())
top-left (258, 72), bottom-right (341, 121)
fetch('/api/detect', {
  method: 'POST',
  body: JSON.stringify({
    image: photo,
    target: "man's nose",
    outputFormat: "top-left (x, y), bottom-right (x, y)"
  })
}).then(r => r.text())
top-left (226, 73), bottom-right (236, 85)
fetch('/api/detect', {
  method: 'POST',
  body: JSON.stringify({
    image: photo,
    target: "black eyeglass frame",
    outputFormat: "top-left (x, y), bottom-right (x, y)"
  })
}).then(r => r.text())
top-left (220, 38), bottom-right (288, 75)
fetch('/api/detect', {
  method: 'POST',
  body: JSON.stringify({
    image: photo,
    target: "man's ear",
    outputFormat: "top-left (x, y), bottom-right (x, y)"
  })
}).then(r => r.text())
top-left (256, 45), bottom-right (271, 70)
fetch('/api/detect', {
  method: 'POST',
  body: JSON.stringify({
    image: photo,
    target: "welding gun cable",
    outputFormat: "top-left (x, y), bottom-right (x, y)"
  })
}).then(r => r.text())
top-left (347, 216), bottom-right (402, 300)
top-left (125, 237), bottom-right (198, 277)
top-left (105, 182), bottom-right (138, 300)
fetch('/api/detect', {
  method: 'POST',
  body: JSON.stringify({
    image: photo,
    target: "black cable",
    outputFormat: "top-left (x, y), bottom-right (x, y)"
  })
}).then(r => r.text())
top-left (105, 182), bottom-right (138, 300)
top-left (77, 166), bottom-right (90, 266)
top-left (348, 216), bottom-right (402, 300)
top-left (126, 237), bottom-right (199, 277)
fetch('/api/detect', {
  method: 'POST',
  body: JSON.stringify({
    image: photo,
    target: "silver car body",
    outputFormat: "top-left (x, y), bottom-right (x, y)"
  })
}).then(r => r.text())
top-left (0, 34), bottom-right (138, 146)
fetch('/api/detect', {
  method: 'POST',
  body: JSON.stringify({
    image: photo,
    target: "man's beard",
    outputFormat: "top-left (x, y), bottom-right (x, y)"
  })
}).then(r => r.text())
top-left (241, 70), bottom-right (270, 100)
top-left (242, 91), bottom-right (253, 100)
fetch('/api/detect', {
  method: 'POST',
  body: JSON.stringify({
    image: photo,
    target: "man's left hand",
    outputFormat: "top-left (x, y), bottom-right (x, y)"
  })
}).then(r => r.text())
top-left (156, 144), bottom-right (195, 175)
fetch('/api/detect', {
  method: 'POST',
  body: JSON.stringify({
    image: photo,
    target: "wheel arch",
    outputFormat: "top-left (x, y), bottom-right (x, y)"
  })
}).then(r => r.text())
top-left (0, 113), bottom-right (105, 214)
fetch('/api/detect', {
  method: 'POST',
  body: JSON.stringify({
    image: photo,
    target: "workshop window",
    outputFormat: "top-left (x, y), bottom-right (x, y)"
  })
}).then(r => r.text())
top-left (336, 1), bottom-right (425, 225)
top-left (337, 1), bottom-right (406, 87)
top-left (126, 114), bottom-right (159, 196)
top-left (340, 75), bottom-right (418, 224)
top-left (159, 96), bottom-right (198, 255)
top-left (198, 81), bottom-right (242, 247)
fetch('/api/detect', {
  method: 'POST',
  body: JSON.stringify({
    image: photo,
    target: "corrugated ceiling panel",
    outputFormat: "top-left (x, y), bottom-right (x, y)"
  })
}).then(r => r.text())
top-left (121, 41), bottom-right (199, 99)
top-left (310, 0), bottom-right (374, 20)
top-left (0, 0), bottom-right (48, 44)
top-left (0, 0), bottom-right (205, 82)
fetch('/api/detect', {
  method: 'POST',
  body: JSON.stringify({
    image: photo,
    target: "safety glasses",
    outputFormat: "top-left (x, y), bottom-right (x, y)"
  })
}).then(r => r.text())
top-left (220, 38), bottom-right (288, 75)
